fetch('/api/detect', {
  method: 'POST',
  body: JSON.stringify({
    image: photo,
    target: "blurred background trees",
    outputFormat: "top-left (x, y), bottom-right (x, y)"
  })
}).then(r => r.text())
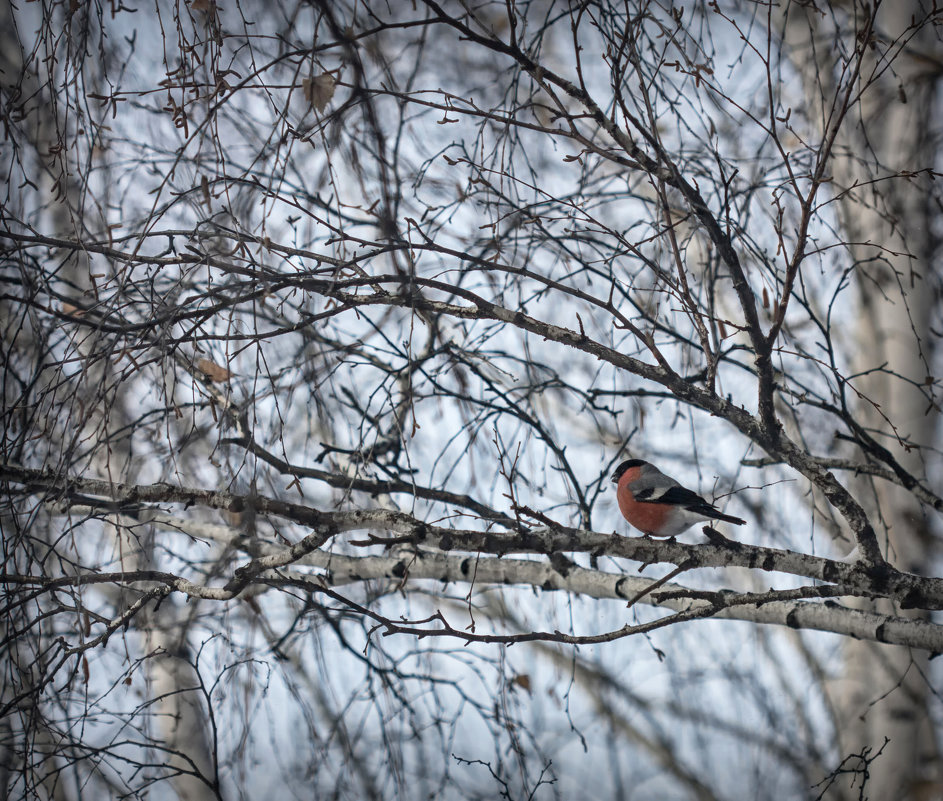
top-left (2, 1), bottom-right (942, 799)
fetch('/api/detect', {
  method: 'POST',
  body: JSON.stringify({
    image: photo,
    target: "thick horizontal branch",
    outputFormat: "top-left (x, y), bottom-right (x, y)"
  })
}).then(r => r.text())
top-left (305, 551), bottom-right (943, 652)
top-left (4, 548), bottom-right (941, 650)
top-left (18, 477), bottom-right (943, 624)
top-left (4, 463), bottom-right (941, 608)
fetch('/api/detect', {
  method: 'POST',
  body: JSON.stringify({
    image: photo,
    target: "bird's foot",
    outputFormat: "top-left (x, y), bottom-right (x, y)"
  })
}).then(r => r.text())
top-left (641, 533), bottom-right (676, 544)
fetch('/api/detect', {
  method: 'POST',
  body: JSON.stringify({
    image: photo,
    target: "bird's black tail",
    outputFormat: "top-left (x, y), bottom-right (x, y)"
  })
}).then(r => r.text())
top-left (703, 508), bottom-right (746, 526)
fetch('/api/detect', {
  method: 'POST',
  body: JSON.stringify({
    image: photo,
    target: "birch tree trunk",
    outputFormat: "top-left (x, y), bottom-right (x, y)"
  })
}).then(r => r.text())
top-left (0, 3), bottom-right (217, 798)
top-left (781, 2), bottom-right (940, 796)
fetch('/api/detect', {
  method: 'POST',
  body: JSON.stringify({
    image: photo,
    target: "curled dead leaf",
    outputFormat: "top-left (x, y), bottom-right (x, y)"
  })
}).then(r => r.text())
top-left (197, 357), bottom-right (233, 383)
top-left (303, 72), bottom-right (336, 113)
top-left (511, 674), bottom-right (532, 693)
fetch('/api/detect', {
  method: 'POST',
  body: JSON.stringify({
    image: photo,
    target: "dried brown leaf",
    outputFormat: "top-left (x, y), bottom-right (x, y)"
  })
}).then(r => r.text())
top-left (197, 357), bottom-right (233, 383)
top-left (200, 175), bottom-right (211, 209)
top-left (303, 72), bottom-right (336, 113)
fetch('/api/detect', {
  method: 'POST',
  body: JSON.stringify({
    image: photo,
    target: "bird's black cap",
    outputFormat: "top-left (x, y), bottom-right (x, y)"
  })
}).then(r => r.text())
top-left (610, 459), bottom-right (647, 483)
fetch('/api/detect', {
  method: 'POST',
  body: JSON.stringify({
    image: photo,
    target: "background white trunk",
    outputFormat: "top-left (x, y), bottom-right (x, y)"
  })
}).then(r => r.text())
top-left (782, 2), bottom-right (940, 797)
top-left (0, 2), bottom-right (217, 797)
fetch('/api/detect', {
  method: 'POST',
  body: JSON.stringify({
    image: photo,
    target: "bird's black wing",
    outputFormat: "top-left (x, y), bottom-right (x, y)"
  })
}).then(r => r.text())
top-left (635, 485), bottom-right (745, 525)
top-left (633, 485), bottom-right (708, 507)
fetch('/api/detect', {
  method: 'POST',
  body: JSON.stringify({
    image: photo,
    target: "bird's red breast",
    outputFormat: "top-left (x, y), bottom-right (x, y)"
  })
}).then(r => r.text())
top-left (616, 465), bottom-right (672, 535)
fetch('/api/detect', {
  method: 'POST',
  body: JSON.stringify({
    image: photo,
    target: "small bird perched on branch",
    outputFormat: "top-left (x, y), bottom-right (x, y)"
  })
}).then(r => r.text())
top-left (611, 459), bottom-right (745, 537)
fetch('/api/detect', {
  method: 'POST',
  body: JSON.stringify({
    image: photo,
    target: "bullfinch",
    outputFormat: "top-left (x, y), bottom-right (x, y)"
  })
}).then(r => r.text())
top-left (611, 459), bottom-right (746, 537)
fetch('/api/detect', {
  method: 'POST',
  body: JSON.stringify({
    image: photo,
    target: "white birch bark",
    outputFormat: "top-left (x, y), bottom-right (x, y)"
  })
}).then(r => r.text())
top-left (780, 2), bottom-right (940, 796)
top-left (0, 2), bottom-right (218, 797)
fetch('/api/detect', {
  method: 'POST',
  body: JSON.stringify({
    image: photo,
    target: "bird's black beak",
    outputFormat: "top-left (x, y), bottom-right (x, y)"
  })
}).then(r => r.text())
top-left (610, 473), bottom-right (618, 484)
